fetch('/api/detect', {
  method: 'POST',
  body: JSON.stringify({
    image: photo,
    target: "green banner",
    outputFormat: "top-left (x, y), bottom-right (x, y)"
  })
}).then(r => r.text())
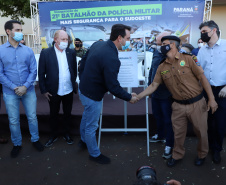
top-left (50, 4), bottom-right (162, 21)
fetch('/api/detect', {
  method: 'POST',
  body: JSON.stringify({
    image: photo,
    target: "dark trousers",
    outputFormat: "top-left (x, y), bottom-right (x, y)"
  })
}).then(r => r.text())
top-left (48, 92), bottom-right (73, 137)
top-left (152, 97), bottom-right (174, 147)
top-left (205, 87), bottom-right (226, 152)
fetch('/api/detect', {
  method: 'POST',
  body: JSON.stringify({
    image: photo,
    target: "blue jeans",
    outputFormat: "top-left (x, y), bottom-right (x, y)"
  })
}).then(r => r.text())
top-left (152, 97), bottom-right (174, 147)
top-left (3, 88), bottom-right (39, 146)
top-left (79, 89), bottom-right (102, 157)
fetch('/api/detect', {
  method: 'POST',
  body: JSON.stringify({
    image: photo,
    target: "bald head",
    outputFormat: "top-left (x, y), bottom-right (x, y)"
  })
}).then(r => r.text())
top-left (156, 32), bottom-right (171, 46)
top-left (54, 30), bottom-right (68, 50)
top-left (54, 30), bottom-right (68, 41)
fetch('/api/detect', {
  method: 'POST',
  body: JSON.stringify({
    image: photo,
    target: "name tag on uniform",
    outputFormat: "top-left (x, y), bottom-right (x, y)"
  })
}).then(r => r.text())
top-left (161, 70), bottom-right (169, 75)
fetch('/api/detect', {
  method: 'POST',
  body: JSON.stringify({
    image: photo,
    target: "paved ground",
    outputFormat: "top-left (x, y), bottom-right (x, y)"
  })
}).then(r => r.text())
top-left (0, 132), bottom-right (226, 185)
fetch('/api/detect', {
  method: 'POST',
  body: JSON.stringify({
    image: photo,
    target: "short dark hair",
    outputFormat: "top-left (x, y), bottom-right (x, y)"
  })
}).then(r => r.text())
top-left (169, 40), bottom-right (180, 50)
top-left (199, 20), bottom-right (220, 38)
top-left (110, 24), bottom-right (131, 41)
top-left (74, 38), bottom-right (82, 42)
top-left (4, 20), bottom-right (22, 35)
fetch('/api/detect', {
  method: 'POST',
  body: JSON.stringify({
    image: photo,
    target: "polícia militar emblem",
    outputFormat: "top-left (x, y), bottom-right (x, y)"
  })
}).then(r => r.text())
top-left (180, 60), bottom-right (185, 66)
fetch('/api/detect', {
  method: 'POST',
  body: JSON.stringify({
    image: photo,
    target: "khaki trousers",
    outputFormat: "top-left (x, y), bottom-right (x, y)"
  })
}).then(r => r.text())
top-left (171, 97), bottom-right (208, 160)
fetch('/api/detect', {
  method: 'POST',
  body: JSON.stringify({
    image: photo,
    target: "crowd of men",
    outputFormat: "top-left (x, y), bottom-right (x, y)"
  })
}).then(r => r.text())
top-left (0, 20), bottom-right (225, 176)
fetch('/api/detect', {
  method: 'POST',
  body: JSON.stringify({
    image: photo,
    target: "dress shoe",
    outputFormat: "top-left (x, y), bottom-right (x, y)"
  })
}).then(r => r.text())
top-left (33, 140), bottom-right (44, 151)
top-left (63, 135), bottom-right (74, 145)
top-left (89, 154), bottom-right (111, 164)
top-left (11, 146), bottom-right (22, 158)
top-left (212, 151), bottom-right (221, 164)
top-left (167, 157), bottom-right (181, 167)
top-left (45, 136), bottom-right (58, 147)
top-left (78, 140), bottom-right (87, 150)
top-left (194, 157), bottom-right (205, 166)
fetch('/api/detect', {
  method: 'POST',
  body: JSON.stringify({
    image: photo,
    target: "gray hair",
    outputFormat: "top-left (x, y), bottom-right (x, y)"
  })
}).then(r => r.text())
top-left (169, 40), bottom-right (180, 50)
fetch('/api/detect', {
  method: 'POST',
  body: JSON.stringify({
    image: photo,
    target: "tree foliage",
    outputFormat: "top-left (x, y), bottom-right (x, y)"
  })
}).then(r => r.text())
top-left (0, 0), bottom-right (31, 24)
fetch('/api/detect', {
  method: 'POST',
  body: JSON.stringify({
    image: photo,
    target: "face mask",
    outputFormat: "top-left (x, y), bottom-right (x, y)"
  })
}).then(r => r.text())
top-left (201, 30), bottom-right (212, 43)
top-left (198, 43), bottom-right (204, 48)
top-left (75, 44), bottom-right (82, 48)
top-left (160, 44), bottom-right (171, 55)
top-left (13, 32), bottom-right (23, 42)
top-left (156, 45), bottom-right (161, 53)
top-left (179, 48), bottom-right (187, 54)
top-left (122, 41), bottom-right (130, 50)
top-left (58, 42), bottom-right (68, 50)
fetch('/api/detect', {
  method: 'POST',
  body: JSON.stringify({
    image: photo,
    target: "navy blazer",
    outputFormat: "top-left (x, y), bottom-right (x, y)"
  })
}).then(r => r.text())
top-left (79, 40), bottom-right (131, 101)
top-left (38, 47), bottom-right (77, 96)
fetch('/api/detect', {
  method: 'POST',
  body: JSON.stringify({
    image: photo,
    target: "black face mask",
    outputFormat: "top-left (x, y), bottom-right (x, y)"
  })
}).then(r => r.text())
top-left (160, 44), bottom-right (171, 55)
top-left (201, 32), bottom-right (211, 43)
top-left (75, 44), bottom-right (82, 48)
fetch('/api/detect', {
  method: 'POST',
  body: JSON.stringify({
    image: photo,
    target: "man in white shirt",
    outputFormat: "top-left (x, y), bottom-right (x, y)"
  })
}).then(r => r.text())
top-left (38, 30), bottom-right (77, 147)
top-left (198, 20), bottom-right (226, 164)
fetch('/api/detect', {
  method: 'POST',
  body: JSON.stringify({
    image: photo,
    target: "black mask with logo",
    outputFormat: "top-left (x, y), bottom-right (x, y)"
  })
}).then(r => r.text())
top-left (201, 30), bottom-right (213, 43)
top-left (75, 43), bottom-right (82, 48)
top-left (160, 44), bottom-right (171, 55)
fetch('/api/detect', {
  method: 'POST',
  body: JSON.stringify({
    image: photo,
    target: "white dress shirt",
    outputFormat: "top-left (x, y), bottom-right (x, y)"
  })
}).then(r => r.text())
top-left (54, 45), bottom-right (73, 96)
top-left (197, 39), bottom-right (226, 86)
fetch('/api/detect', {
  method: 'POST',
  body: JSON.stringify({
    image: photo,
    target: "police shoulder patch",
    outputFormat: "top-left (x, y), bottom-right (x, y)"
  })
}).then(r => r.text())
top-left (192, 55), bottom-right (200, 66)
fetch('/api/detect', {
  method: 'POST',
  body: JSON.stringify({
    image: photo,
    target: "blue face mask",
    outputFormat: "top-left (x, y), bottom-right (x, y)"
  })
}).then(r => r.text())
top-left (179, 48), bottom-right (188, 54)
top-left (13, 32), bottom-right (24, 42)
top-left (122, 41), bottom-right (130, 50)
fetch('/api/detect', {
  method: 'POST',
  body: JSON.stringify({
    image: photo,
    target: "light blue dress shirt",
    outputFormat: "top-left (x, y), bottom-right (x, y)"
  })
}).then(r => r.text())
top-left (197, 39), bottom-right (226, 86)
top-left (0, 41), bottom-right (37, 94)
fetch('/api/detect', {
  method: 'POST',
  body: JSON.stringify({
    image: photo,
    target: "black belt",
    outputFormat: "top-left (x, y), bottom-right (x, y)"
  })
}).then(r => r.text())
top-left (173, 93), bottom-right (203, 105)
top-left (211, 85), bottom-right (225, 90)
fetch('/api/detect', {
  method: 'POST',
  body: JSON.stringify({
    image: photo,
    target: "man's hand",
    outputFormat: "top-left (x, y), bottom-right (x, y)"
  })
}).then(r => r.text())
top-left (166, 179), bottom-right (181, 185)
top-left (219, 86), bottom-right (226, 98)
top-left (207, 99), bottom-right (218, 114)
top-left (14, 86), bottom-right (27, 96)
top-left (129, 93), bottom-right (139, 104)
top-left (44, 92), bottom-right (52, 101)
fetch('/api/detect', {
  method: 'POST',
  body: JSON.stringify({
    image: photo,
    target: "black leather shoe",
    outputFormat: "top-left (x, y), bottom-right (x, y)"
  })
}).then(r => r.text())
top-left (11, 146), bottom-right (22, 158)
top-left (78, 140), bottom-right (87, 150)
top-left (212, 151), bottom-right (221, 164)
top-left (89, 154), bottom-right (111, 164)
top-left (33, 141), bottom-right (44, 151)
top-left (45, 136), bottom-right (58, 147)
top-left (63, 135), bottom-right (74, 145)
top-left (167, 157), bottom-right (181, 167)
top-left (194, 157), bottom-right (205, 166)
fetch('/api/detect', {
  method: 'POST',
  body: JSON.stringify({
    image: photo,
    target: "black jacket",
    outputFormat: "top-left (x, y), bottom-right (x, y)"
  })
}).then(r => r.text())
top-left (38, 47), bottom-right (77, 95)
top-left (79, 40), bottom-right (131, 101)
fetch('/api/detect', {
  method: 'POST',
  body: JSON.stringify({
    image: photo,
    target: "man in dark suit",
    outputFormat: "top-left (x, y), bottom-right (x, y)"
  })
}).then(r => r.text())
top-left (79, 24), bottom-right (138, 164)
top-left (38, 30), bottom-right (77, 147)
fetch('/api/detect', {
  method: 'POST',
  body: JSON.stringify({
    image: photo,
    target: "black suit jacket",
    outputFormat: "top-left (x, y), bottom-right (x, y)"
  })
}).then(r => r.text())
top-left (38, 47), bottom-right (77, 96)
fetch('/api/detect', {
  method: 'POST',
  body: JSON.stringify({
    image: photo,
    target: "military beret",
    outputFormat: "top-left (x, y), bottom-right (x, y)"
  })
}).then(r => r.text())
top-left (182, 43), bottom-right (194, 52)
top-left (74, 38), bottom-right (82, 42)
top-left (161, 35), bottom-right (181, 43)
